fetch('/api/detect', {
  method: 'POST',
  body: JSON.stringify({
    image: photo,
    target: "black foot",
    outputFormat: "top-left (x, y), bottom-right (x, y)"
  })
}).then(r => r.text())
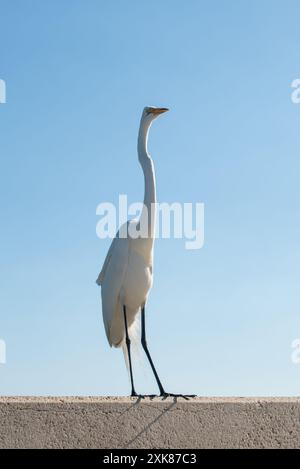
top-left (130, 393), bottom-right (196, 400)
top-left (131, 394), bottom-right (157, 400)
top-left (160, 392), bottom-right (196, 401)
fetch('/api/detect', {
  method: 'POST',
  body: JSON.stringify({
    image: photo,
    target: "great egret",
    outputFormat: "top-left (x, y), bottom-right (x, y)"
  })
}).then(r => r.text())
top-left (96, 107), bottom-right (194, 399)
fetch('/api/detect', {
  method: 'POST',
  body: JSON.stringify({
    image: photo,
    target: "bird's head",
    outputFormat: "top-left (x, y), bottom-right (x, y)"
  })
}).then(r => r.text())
top-left (142, 106), bottom-right (169, 124)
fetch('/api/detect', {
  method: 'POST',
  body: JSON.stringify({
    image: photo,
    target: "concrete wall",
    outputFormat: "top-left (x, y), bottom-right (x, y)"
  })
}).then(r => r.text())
top-left (0, 397), bottom-right (300, 449)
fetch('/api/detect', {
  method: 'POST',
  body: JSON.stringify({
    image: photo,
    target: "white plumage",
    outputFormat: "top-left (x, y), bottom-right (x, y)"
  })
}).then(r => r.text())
top-left (96, 107), bottom-right (167, 350)
top-left (96, 221), bottom-right (153, 347)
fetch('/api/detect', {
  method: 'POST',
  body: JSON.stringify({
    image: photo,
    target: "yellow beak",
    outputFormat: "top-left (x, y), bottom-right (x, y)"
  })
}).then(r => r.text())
top-left (150, 107), bottom-right (169, 115)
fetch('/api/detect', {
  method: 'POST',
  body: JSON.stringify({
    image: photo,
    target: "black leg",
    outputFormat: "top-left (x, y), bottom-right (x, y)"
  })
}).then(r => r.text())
top-left (141, 305), bottom-right (196, 400)
top-left (123, 305), bottom-right (137, 397)
top-left (141, 305), bottom-right (165, 395)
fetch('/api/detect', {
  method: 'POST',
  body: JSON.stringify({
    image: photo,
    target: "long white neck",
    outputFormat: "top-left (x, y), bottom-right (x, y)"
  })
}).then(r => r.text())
top-left (137, 117), bottom-right (156, 240)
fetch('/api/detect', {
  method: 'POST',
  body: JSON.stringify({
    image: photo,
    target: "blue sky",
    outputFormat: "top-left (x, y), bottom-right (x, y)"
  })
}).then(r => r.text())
top-left (1, 0), bottom-right (300, 396)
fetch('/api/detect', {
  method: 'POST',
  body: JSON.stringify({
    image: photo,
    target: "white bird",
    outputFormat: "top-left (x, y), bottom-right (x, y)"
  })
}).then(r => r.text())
top-left (96, 106), bottom-right (194, 399)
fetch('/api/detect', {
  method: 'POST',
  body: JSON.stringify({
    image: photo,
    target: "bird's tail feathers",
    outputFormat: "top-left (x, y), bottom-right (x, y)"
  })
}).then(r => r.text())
top-left (121, 314), bottom-right (143, 373)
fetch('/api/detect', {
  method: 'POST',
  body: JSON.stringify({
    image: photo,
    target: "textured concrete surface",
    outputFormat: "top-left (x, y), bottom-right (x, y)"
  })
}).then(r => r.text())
top-left (0, 397), bottom-right (300, 448)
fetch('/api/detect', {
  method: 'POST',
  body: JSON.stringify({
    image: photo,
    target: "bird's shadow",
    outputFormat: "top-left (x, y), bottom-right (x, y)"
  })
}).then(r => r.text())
top-left (120, 397), bottom-right (177, 448)
top-left (118, 396), bottom-right (143, 416)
